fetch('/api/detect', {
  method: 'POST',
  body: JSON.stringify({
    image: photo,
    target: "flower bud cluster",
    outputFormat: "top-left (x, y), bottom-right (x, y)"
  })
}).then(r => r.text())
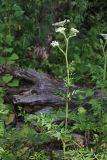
top-left (51, 19), bottom-right (79, 47)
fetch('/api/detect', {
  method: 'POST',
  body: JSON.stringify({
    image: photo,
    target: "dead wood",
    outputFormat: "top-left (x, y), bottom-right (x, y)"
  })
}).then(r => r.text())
top-left (0, 65), bottom-right (106, 112)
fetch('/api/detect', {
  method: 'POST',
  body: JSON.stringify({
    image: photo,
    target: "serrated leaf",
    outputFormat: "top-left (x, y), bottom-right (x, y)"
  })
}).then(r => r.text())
top-left (53, 132), bottom-right (61, 140)
top-left (2, 74), bottom-right (13, 83)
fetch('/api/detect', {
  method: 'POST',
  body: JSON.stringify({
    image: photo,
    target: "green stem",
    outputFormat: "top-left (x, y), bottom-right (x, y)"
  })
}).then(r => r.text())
top-left (103, 54), bottom-right (107, 81)
top-left (57, 35), bottom-right (70, 157)
top-left (58, 46), bottom-right (66, 56)
top-left (62, 140), bottom-right (66, 158)
top-left (101, 41), bottom-right (107, 81)
top-left (58, 37), bottom-right (70, 130)
top-left (65, 38), bottom-right (70, 130)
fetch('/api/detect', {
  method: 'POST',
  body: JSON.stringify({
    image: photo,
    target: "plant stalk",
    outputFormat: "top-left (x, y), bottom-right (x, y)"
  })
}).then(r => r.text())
top-left (101, 40), bottom-right (107, 81)
top-left (65, 38), bottom-right (70, 130)
top-left (62, 140), bottom-right (66, 158)
top-left (103, 54), bottom-right (107, 80)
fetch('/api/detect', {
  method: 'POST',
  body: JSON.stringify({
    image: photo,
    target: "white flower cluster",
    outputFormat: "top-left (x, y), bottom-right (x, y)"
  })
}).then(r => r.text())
top-left (100, 34), bottom-right (107, 40)
top-left (51, 41), bottom-right (59, 47)
top-left (51, 20), bottom-right (79, 48)
top-left (70, 27), bottom-right (79, 37)
top-left (52, 19), bottom-right (70, 27)
top-left (70, 28), bottom-right (79, 33)
top-left (55, 27), bottom-right (66, 34)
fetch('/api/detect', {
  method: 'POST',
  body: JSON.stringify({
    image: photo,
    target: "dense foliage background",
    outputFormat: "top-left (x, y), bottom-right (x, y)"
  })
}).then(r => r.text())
top-left (0, 0), bottom-right (107, 83)
top-left (0, 0), bottom-right (107, 159)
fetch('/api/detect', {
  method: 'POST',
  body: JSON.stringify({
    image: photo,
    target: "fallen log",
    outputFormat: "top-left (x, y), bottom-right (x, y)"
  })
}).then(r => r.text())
top-left (0, 65), bottom-right (106, 112)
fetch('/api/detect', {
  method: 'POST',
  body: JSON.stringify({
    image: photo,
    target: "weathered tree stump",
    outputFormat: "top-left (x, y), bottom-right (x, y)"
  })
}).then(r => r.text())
top-left (0, 65), bottom-right (106, 112)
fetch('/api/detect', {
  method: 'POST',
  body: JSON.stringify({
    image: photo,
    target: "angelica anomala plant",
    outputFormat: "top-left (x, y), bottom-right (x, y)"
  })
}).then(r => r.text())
top-left (51, 20), bottom-right (79, 156)
top-left (100, 33), bottom-right (107, 80)
top-left (51, 21), bottom-right (79, 129)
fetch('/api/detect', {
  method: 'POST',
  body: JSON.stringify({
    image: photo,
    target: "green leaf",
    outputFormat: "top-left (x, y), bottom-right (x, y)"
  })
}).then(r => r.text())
top-left (86, 90), bottom-right (94, 97)
top-left (0, 33), bottom-right (4, 43)
top-left (4, 48), bottom-right (13, 53)
top-left (6, 60), bottom-right (15, 65)
top-left (8, 79), bottom-right (19, 87)
top-left (78, 107), bottom-right (86, 114)
top-left (103, 114), bottom-right (107, 123)
top-left (0, 57), bottom-right (5, 65)
top-left (15, 10), bottom-right (24, 17)
top-left (2, 74), bottom-right (13, 83)
top-left (89, 99), bottom-right (99, 106)
top-left (9, 53), bottom-right (19, 61)
top-left (5, 35), bottom-right (14, 45)
top-left (53, 132), bottom-right (61, 140)
top-left (0, 122), bottom-right (4, 136)
top-left (79, 95), bottom-right (85, 100)
top-left (5, 112), bottom-right (15, 125)
top-left (0, 24), bottom-right (6, 32)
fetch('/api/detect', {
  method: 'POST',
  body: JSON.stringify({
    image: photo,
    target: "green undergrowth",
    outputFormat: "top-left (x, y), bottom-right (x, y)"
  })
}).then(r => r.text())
top-left (0, 0), bottom-right (107, 159)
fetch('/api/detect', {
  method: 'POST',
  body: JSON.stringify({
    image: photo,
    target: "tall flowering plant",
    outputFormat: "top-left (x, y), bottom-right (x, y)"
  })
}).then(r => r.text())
top-left (51, 20), bottom-right (79, 130)
top-left (100, 34), bottom-right (107, 80)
